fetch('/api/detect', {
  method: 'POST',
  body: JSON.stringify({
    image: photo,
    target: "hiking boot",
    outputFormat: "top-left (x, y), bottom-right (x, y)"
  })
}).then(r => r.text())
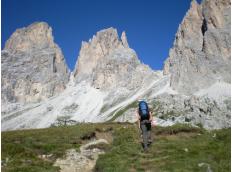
top-left (143, 147), bottom-right (149, 153)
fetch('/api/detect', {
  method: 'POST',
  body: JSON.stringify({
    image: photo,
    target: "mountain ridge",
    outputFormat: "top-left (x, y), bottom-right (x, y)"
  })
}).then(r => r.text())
top-left (1, 0), bottom-right (231, 131)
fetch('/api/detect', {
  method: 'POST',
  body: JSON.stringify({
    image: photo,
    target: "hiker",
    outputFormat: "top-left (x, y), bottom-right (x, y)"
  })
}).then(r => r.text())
top-left (136, 100), bottom-right (153, 151)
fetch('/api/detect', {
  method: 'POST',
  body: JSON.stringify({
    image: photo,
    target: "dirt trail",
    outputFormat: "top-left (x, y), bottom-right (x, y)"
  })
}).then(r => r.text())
top-left (54, 131), bottom-right (113, 172)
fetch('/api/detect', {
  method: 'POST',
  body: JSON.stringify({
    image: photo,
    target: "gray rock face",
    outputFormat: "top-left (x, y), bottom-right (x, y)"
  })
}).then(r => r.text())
top-left (54, 139), bottom-right (108, 172)
top-left (73, 27), bottom-right (155, 91)
top-left (2, 22), bottom-right (70, 104)
top-left (74, 28), bottom-right (124, 82)
top-left (152, 93), bottom-right (230, 130)
top-left (163, 0), bottom-right (231, 94)
top-left (92, 48), bottom-right (154, 90)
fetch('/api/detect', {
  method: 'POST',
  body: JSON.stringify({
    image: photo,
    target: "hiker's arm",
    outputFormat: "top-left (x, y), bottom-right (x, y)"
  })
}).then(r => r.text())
top-left (136, 110), bottom-right (140, 129)
top-left (138, 120), bottom-right (140, 129)
top-left (149, 111), bottom-right (155, 127)
top-left (149, 111), bottom-right (153, 122)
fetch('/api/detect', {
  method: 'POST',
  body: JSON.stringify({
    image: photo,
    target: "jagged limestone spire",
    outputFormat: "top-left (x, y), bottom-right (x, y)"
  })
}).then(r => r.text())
top-left (2, 22), bottom-right (70, 103)
top-left (121, 31), bottom-right (129, 48)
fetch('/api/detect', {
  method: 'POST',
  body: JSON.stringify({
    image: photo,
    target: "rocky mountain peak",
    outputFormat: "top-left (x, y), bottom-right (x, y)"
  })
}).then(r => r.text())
top-left (163, 0), bottom-right (230, 95)
top-left (2, 22), bottom-right (70, 104)
top-left (4, 22), bottom-right (55, 53)
top-left (73, 27), bottom-right (155, 91)
top-left (74, 27), bottom-right (132, 81)
top-left (172, 0), bottom-right (203, 52)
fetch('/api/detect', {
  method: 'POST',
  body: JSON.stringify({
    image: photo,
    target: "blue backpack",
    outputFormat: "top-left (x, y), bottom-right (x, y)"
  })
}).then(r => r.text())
top-left (139, 101), bottom-right (149, 120)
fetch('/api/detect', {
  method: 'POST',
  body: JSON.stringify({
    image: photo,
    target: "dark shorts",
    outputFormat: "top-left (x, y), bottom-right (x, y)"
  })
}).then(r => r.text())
top-left (140, 120), bottom-right (151, 131)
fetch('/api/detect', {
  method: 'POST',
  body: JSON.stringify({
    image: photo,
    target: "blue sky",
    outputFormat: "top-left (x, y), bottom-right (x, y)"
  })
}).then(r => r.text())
top-left (2, 0), bottom-right (201, 71)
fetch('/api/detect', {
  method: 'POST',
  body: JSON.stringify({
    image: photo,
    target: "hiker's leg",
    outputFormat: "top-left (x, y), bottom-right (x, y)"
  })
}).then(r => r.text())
top-left (147, 123), bottom-right (152, 142)
top-left (141, 122), bottom-right (148, 150)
